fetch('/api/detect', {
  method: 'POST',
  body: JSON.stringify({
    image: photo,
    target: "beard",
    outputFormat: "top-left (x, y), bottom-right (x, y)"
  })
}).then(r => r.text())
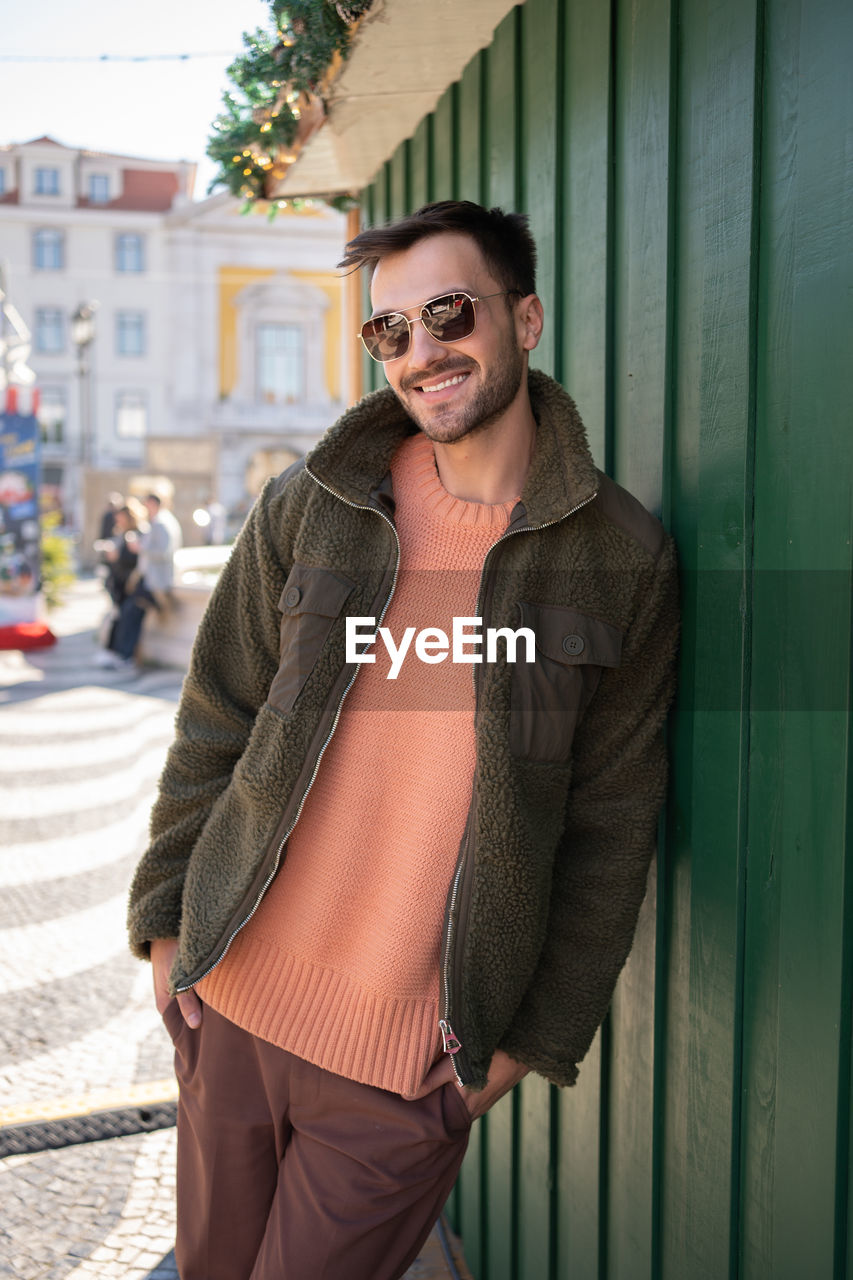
top-left (393, 332), bottom-right (526, 445)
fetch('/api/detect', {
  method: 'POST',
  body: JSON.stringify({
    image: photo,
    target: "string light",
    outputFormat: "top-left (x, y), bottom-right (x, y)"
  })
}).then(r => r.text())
top-left (206, 0), bottom-right (374, 211)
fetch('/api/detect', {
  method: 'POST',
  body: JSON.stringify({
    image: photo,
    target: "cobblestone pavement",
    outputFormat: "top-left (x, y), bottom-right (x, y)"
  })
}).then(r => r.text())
top-left (0, 578), bottom-right (470, 1280)
top-left (1, 579), bottom-right (183, 1279)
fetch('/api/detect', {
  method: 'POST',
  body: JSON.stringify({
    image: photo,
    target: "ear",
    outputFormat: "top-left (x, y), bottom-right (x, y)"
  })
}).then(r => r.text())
top-left (516, 294), bottom-right (544, 351)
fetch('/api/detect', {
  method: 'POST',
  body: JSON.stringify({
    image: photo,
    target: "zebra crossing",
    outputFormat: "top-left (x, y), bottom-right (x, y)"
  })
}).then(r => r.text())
top-left (0, 579), bottom-right (184, 1279)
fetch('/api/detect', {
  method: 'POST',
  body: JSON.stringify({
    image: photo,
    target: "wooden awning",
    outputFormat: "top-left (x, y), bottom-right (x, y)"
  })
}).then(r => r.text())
top-left (272, 0), bottom-right (519, 199)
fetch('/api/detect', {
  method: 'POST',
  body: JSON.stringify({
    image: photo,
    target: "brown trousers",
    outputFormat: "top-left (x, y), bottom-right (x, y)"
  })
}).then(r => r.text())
top-left (163, 1000), bottom-right (472, 1280)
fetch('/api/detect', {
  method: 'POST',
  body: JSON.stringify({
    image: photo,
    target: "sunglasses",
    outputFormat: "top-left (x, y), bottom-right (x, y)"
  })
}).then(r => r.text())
top-left (359, 291), bottom-right (514, 363)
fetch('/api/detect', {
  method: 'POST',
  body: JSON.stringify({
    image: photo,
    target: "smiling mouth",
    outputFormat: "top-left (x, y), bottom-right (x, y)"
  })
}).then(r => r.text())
top-left (419, 373), bottom-right (469, 395)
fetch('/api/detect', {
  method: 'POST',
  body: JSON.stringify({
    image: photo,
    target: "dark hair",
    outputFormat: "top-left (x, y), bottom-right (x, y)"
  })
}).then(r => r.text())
top-left (116, 504), bottom-right (140, 530)
top-left (339, 200), bottom-right (538, 298)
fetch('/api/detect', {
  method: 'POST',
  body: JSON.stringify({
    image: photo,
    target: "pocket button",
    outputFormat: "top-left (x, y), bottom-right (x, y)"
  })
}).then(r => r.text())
top-left (562, 633), bottom-right (585, 656)
top-left (284, 586), bottom-right (302, 608)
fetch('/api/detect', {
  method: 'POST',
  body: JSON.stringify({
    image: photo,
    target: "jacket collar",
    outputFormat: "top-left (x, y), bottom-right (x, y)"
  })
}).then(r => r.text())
top-left (305, 368), bottom-right (599, 525)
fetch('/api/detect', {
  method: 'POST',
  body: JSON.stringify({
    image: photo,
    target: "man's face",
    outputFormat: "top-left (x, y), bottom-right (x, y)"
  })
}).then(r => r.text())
top-left (369, 233), bottom-right (538, 446)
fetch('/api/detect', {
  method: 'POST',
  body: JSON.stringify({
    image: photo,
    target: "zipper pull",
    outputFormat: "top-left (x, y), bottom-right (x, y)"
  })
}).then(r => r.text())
top-left (439, 1019), bottom-right (462, 1055)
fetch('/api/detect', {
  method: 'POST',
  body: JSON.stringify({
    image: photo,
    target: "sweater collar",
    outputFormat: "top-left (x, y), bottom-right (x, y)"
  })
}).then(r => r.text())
top-left (305, 368), bottom-right (599, 526)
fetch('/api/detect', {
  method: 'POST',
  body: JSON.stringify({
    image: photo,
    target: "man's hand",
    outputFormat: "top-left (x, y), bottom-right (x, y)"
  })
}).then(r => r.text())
top-left (150, 937), bottom-right (202, 1029)
top-left (404, 1049), bottom-right (528, 1121)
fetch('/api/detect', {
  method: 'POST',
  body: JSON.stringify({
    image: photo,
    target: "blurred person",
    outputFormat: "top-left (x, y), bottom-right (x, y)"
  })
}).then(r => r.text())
top-left (94, 499), bottom-right (146, 666)
top-left (110, 493), bottom-right (182, 669)
top-left (94, 491), bottom-right (125, 578)
top-left (98, 491), bottom-right (124, 541)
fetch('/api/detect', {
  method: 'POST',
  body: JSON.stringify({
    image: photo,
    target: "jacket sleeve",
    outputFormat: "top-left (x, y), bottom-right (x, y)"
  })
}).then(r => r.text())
top-left (126, 480), bottom-right (288, 959)
top-left (500, 534), bottom-right (680, 1085)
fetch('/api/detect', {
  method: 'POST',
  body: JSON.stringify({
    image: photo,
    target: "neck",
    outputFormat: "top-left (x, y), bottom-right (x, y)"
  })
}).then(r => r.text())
top-left (431, 396), bottom-right (537, 506)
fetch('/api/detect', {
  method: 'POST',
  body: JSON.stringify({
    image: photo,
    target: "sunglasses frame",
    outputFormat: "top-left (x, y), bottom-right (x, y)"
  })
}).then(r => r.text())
top-left (358, 290), bottom-right (514, 363)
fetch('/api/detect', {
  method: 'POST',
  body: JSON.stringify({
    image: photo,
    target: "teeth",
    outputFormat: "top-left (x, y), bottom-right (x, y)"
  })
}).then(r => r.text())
top-left (421, 374), bottom-right (467, 394)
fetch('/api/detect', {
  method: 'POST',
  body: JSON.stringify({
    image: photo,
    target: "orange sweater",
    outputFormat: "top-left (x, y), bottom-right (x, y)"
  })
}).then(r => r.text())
top-left (197, 433), bottom-right (515, 1093)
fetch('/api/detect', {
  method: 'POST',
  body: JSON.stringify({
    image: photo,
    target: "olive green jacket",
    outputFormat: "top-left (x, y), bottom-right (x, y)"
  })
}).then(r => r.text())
top-left (127, 369), bottom-right (679, 1090)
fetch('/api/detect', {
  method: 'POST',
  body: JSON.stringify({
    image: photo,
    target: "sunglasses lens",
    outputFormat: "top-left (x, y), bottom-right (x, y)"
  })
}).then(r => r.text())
top-left (423, 294), bottom-right (476, 343)
top-left (360, 294), bottom-right (479, 361)
top-left (361, 313), bottom-right (410, 362)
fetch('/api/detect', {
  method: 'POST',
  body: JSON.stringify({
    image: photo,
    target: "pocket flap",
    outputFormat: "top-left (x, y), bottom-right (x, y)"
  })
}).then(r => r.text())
top-left (278, 564), bottom-right (355, 618)
top-left (518, 601), bottom-right (623, 668)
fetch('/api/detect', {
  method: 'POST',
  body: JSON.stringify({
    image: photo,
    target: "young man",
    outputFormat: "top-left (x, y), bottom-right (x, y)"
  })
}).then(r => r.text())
top-left (128, 201), bottom-right (679, 1279)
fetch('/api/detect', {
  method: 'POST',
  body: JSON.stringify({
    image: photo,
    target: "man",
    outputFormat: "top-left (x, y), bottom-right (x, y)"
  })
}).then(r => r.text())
top-left (128, 201), bottom-right (679, 1279)
top-left (112, 492), bottom-right (182, 667)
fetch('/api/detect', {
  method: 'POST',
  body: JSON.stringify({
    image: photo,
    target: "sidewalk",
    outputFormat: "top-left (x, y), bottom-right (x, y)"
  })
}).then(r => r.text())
top-left (0, 577), bottom-right (471, 1280)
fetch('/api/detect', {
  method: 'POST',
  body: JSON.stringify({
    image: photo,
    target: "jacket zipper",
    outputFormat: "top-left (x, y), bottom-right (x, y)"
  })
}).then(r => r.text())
top-left (176, 469), bottom-right (401, 993)
top-left (438, 487), bottom-right (599, 1085)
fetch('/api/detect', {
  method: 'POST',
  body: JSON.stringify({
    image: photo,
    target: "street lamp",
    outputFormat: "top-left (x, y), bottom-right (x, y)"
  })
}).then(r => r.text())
top-left (70, 301), bottom-right (98, 539)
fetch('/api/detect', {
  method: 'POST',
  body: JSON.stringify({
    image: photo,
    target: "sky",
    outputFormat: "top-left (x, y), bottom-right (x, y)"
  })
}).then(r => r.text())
top-left (0, 0), bottom-right (275, 200)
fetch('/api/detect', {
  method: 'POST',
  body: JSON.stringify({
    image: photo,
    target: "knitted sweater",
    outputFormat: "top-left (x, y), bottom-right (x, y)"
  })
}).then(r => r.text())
top-left (198, 434), bottom-right (516, 1093)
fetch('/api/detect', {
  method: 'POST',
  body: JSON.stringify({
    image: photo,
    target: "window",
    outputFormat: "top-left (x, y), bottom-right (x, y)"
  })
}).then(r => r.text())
top-left (115, 233), bottom-right (145, 273)
top-left (33, 228), bottom-right (64, 271)
top-left (88, 173), bottom-right (110, 204)
top-left (34, 167), bottom-right (60, 196)
top-left (0, 169), bottom-right (5, 196)
top-left (116, 311), bottom-right (145, 356)
top-left (38, 387), bottom-right (67, 444)
top-left (115, 391), bottom-right (147, 438)
top-left (35, 308), bottom-right (64, 353)
top-left (257, 323), bottom-right (304, 404)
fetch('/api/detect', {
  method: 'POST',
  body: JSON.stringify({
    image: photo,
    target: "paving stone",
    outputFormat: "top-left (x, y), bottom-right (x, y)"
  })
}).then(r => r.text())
top-left (0, 581), bottom-right (465, 1280)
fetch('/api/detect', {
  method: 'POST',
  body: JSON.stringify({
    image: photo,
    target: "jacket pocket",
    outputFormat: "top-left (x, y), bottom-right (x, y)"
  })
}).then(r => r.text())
top-left (510, 602), bottom-right (623, 762)
top-left (268, 563), bottom-right (355, 714)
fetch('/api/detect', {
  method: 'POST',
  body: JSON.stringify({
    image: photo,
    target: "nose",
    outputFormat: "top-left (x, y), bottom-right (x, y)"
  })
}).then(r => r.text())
top-left (406, 314), bottom-right (448, 365)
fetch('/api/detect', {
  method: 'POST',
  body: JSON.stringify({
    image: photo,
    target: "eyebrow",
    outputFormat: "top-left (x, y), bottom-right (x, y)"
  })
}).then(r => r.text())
top-left (368, 287), bottom-right (473, 321)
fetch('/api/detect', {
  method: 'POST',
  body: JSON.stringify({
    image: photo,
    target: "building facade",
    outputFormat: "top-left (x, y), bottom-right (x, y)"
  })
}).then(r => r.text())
top-left (0, 136), bottom-right (348, 549)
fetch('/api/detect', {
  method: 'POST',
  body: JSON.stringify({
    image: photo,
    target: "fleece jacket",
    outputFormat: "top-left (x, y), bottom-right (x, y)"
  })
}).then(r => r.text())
top-left (127, 369), bottom-right (680, 1091)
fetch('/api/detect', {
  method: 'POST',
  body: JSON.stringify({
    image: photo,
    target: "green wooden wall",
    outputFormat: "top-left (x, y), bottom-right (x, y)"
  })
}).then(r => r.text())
top-left (361, 0), bottom-right (853, 1275)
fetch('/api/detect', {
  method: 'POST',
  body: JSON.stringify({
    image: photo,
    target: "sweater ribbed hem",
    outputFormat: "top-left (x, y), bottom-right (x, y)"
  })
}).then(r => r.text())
top-left (197, 933), bottom-right (440, 1096)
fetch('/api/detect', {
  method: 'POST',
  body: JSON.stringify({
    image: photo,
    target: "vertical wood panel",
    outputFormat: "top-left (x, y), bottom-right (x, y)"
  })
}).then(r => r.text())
top-left (555, 1037), bottom-right (603, 1279)
top-left (662, 1), bottom-right (764, 1277)
top-left (519, 0), bottom-right (559, 376)
top-left (484, 1092), bottom-right (518, 1280)
top-left (606, 0), bottom-right (676, 1275)
top-left (516, 1073), bottom-right (554, 1278)
top-left (458, 53), bottom-right (485, 204)
top-left (553, 11), bottom-right (613, 1258)
top-left (376, 160), bottom-right (392, 223)
top-left (409, 116), bottom-right (432, 210)
top-left (560, 0), bottom-right (612, 465)
top-left (741, 0), bottom-right (853, 1274)
top-left (432, 84), bottom-right (458, 200)
top-left (610, 0), bottom-right (674, 514)
top-left (457, 1116), bottom-right (485, 1278)
top-left (485, 8), bottom-right (520, 211)
top-left (388, 143), bottom-right (410, 220)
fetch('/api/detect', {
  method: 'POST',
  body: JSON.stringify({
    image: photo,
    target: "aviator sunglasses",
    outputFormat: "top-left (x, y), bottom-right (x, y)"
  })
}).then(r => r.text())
top-left (358, 290), bottom-right (515, 363)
